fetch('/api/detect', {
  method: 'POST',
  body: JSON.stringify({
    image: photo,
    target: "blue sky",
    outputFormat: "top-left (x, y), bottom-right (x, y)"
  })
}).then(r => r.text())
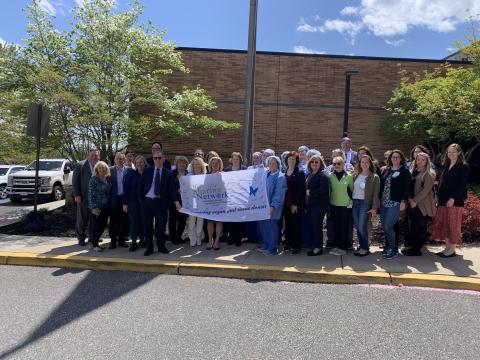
top-left (0, 0), bottom-right (479, 59)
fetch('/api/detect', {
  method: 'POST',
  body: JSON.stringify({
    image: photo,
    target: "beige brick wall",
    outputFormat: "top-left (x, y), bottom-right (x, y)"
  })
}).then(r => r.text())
top-left (140, 48), bottom-right (466, 165)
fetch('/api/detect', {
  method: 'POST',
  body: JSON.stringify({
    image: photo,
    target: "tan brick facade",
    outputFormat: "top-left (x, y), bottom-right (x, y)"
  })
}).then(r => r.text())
top-left (145, 48), bottom-right (467, 165)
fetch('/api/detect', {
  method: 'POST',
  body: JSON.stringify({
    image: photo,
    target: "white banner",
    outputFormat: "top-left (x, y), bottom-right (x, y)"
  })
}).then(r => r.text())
top-left (179, 169), bottom-right (270, 222)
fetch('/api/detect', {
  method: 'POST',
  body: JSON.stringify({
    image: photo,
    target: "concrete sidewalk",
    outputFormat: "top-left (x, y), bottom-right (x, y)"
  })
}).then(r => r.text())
top-left (0, 233), bottom-right (479, 291)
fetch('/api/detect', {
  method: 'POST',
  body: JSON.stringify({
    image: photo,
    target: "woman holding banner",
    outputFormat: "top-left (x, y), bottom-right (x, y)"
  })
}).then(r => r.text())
top-left (257, 156), bottom-right (287, 255)
top-left (187, 157), bottom-right (206, 247)
top-left (224, 152), bottom-right (248, 247)
top-left (207, 156), bottom-right (224, 250)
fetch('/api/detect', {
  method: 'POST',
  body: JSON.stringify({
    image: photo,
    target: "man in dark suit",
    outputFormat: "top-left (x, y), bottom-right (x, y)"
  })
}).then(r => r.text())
top-left (73, 148), bottom-right (100, 246)
top-left (109, 152), bottom-right (132, 249)
top-left (140, 150), bottom-right (181, 256)
top-left (146, 141), bottom-right (171, 170)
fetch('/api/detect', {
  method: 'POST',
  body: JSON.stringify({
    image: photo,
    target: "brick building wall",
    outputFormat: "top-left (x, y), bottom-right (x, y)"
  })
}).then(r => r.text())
top-left (143, 47), bottom-right (468, 164)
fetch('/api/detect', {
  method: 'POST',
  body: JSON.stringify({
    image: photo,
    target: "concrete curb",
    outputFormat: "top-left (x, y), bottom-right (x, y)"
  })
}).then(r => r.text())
top-left (1, 251), bottom-right (479, 291)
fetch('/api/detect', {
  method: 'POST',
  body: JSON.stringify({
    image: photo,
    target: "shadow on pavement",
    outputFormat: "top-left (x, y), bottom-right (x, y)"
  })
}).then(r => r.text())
top-left (0, 269), bottom-right (157, 359)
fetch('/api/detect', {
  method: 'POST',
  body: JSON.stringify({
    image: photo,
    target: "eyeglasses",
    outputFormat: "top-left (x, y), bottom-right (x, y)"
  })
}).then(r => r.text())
top-left (153, 156), bottom-right (163, 160)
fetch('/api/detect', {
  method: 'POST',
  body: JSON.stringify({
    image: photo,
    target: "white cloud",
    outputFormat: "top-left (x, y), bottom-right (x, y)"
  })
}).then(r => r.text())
top-left (446, 47), bottom-right (457, 53)
top-left (340, 6), bottom-right (359, 16)
top-left (293, 45), bottom-right (326, 54)
top-left (384, 38), bottom-right (406, 47)
top-left (298, 0), bottom-right (480, 44)
top-left (39, 0), bottom-right (57, 16)
top-left (0, 38), bottom-right (6, 47)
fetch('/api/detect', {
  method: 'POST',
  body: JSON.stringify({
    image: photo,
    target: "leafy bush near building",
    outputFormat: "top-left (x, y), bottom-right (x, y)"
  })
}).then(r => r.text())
top-left (463, 192), bottom-right (480, 242)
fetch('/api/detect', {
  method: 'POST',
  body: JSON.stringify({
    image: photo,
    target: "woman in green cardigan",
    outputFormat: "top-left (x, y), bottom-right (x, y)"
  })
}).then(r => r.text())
top-left (328, 156), bottom-right (354, 256)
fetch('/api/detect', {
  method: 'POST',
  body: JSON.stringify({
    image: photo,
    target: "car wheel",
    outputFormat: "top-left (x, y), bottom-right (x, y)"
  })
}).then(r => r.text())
top-left (0, 185), bottom-right (7, 200)
top-left (9, 195), bottom-right (22, 203)
top-left (51, 185), bottom-right (64, 201)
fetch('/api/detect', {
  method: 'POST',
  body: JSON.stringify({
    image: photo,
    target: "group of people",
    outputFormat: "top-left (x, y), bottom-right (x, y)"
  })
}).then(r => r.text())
top-left (72, 138), bottom-right (469, 259)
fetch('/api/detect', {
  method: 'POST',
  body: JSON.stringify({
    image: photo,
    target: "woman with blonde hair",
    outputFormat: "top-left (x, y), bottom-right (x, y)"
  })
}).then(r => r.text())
top-left (88, 161), bottom-right (114, 252)
top-left (187, 157), bottom-right (206, 247)
top-left (430, 144), bottom-right (469, 257)
top-left (123, 155), bottom-right (148, 251)
top-left (404, 152), bottom-right (436, 256)
top-left (207, 156), bottom-right (224, 250)
top-left (305, 154), bottom-right (329, 256)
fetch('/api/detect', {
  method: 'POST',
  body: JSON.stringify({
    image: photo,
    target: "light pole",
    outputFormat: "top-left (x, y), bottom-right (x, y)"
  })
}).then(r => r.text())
top-left (343, 70), bottom-right (358, 137)
top-left (242, 0), bottom-right (258, 163)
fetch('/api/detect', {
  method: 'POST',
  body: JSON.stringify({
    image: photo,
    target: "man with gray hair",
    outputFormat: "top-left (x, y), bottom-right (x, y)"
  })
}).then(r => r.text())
top-left (73, 147), bottom-right (100, 246)
top-left (341, 137), bottom-right (357, 165)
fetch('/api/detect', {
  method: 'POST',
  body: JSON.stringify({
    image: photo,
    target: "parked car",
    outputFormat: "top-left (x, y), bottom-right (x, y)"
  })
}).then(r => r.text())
top-left (0, 165), bottom-right (25, 200)
top-left (6, 159), bottom-right (73, 203)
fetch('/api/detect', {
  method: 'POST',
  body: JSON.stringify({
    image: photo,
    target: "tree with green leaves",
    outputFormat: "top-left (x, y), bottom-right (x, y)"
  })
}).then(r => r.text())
top-left (382, 39), bottom-right (480, 163)
top-left (0, 0), bottom-right (238, 164)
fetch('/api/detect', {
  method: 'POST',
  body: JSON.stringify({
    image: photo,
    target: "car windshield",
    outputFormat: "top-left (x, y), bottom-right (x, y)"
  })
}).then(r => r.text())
top-left (25, 161), bottom-right (63, 171)
top-left (0, 168), bottom-right (8, 176)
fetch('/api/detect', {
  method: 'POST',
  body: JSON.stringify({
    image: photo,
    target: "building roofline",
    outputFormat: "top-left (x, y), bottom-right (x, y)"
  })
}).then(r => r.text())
top-left (176, 46), bottom-right (472, 65)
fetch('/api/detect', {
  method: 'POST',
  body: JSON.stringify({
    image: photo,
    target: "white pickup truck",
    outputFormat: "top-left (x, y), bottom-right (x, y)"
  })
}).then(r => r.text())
top-left (0, 165), bottom-right (26, 200)
top-left (6, 159), bottom-right (74, 203)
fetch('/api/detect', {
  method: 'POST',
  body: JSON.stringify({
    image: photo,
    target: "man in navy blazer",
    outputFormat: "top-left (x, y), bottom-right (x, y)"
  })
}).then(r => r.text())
top-left (139, 150), bottom-right (181, 256)
top-left (109, 152), bottom-right (133, 249)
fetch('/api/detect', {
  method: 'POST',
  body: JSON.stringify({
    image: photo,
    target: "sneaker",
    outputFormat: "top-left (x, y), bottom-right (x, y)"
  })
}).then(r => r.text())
top-left (382, 249), bottom-right (398, 259)
top-left (329, 248), bottom-right (347, 256)
top-left (354, 248), bottom-right (370, 256)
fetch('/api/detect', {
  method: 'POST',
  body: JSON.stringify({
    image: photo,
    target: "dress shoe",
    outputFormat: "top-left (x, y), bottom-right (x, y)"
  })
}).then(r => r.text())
top-left (144, 249), bottom-right (154, 256)
top-left (158, 247), bottom-right (170, 254)
top-left (438, 252), bottom-right (456, 258)
top-left (307, 248), bottom-right (323, 256)
top-left (402, 249), bottom-right (421, 256)
top-left (129, 244), bottom-right (138, 252)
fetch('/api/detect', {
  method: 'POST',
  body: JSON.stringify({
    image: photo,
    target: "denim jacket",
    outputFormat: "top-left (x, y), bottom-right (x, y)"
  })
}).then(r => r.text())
top-left (88, 176), bottom-right (113, 209)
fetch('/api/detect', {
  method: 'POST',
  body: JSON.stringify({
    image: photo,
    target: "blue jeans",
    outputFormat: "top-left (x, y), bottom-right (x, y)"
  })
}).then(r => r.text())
top-left (380, 204), bottom-right (400, 251)
top-left (257, 219), bottom-right (279, 254)
top-left (352, 199), bottom-right (371, 250)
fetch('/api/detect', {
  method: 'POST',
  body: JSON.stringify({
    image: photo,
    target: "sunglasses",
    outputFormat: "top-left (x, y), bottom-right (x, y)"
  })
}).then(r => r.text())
top-left (153, 156), bottom-right (163, 160)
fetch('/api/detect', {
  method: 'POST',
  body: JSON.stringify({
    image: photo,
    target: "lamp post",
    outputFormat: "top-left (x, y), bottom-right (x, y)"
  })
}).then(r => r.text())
top-left (242, 0), bottom-right (258, 164)
top-left (343, 70), bottom-right (358, 137)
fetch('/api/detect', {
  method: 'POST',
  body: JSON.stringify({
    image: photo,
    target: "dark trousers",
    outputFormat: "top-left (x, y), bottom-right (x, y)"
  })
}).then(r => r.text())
top-left (109, 195), bottom-right (129, 245)
top-left (284, 207), bottom-right (301, 250)
top-left (330, 205), bottom-right (351, 250)
top-left (89, 208), bottom-right (110, 247)
top-left (406, 207), bottom-right (429, 252)
top-left (128, 200), bottom-right (144, 242)
top-left (229, 222), bottom-right (244, 246)
top-left (308, 206), bottom-right (327, 249)
top-left (168, 205), bottom-right (187, 243)
top-left (142, 198), bottom-right (168, 252)
top-left (75, 201), bottom-right (89, 244)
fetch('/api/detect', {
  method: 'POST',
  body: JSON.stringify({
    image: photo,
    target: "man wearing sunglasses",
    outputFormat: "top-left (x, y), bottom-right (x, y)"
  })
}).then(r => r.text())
top-left (146, 141), bottom-right (171, 170)
top-left (139, 150), bottom-right (181, 256)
